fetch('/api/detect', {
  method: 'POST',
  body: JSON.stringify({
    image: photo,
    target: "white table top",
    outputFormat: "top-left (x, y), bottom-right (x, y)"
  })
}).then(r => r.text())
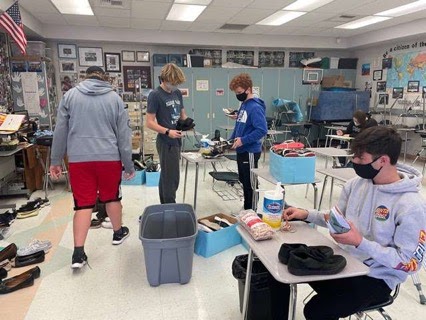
top-left (316, 167), bottom-right (357, 182)
top-left (251, 167), bottom-right (320, 185)
top-left (181, 152), bottom-right (228, 164)
top-left (307, 147), bottom-right (352, 157)
top-left (323, 125), bottom-right (346, 131)
top-left (237, 222), bottom-right (369, 284)
top-left (283, 122), bottom-right (311, 127)
top-left (326, 134), bottom-right (354, 141)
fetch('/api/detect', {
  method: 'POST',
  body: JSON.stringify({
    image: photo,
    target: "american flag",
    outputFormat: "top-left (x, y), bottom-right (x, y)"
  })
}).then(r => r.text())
top-left (0, 1), bottom-right (27, 54)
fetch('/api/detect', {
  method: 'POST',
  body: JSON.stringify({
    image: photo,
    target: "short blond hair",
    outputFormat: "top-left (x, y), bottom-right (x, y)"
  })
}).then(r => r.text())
top-left (160, 63), bottom-right (186, 85)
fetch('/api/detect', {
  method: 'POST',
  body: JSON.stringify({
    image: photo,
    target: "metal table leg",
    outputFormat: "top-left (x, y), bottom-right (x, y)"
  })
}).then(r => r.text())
top-left (242, 248), bottom-right (253, 320)
top-left (312, 182), bottom-right (318, 210)
top-left (182, 160), bottom-right (189, 203)
top-left (288, 283), bottom-right (298, 320)
top-left (329, 177), bottom-right (335, 209)
top-left (194, 163), bottom-right (199, 210)
top-left (318, 175), bottom-right (329, 211)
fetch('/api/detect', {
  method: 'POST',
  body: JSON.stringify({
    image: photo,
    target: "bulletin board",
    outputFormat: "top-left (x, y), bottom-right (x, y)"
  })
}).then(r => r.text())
top-left (123, 66), bottom-right (151, 92)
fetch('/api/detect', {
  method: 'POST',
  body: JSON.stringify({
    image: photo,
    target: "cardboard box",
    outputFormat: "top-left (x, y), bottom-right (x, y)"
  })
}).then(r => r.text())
top-left (194, 213), bottom-right (242, 258)
top-left (269, 151), bottom-right (316, 184)
top-left (321, 75), bottom-right (345, 88)
top-left (122, 170), bottom-right (145, 185)
top-left (146, 171), bottom-right (160, 187)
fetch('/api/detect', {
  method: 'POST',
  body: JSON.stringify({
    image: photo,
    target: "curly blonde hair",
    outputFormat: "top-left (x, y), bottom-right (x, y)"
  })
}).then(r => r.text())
top-left (160, 63), bottom-right (186, 85)
top-left (229, 73), bottom-right (253, 91)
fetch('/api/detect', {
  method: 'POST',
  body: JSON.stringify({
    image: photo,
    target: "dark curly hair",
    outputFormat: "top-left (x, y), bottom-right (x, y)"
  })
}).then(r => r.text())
top-left (229, 73), bottom-right (253, 91)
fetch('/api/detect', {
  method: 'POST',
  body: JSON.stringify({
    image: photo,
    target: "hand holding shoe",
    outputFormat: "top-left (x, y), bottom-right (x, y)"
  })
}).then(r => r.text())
top-left (283, 207), bottom-right (309, 221)
top-left (330, 221), bottom-right (363, 247)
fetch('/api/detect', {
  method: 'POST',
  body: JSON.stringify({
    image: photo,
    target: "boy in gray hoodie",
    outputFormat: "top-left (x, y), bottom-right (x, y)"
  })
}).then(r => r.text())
top-left (50, 66), bottom-right (134, 269)
top-left (284, 126), bottom-right (426, 319)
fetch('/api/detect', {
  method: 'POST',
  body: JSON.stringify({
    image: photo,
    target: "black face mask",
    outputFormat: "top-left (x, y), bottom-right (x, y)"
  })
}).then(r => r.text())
top-left (236, 91), bottom-right (248, 102)
top-left (352, 157), bottom-right (382, 180)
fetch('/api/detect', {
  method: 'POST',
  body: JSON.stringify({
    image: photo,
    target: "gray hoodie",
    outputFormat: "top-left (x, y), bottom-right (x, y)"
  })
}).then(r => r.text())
top-left (307, 163), bottom-right (426, 290)
top-left (50, 79), bottom-right (133, 173)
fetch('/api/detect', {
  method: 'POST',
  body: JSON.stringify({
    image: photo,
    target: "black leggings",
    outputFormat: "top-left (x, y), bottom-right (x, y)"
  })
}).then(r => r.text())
top-left (304, 276), bottom-right (392, 320)
top-left (237, 152), bottom-right (261, 210)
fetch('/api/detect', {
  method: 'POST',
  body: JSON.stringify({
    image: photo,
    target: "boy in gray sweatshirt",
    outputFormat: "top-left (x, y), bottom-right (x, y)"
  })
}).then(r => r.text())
top-left (284, 126), bottom-right (426, 319)
top-left (50, 66), bottom-right (134, 269)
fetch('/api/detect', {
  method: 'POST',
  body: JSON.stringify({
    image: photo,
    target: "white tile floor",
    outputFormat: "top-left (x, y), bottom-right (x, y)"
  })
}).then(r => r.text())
top-left (1, 154), bottom-right (426, 320)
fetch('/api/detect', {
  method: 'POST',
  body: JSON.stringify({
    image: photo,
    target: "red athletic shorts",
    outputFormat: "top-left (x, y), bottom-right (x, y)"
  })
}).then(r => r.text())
top-left (68, 161), bottom-right (122, 210)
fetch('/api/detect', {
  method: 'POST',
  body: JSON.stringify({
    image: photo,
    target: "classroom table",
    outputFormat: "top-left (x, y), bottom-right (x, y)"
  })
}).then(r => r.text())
top-left (326, 134), bottom-right (354, 148)
top-left (307, 147), bottom-right (352, 168)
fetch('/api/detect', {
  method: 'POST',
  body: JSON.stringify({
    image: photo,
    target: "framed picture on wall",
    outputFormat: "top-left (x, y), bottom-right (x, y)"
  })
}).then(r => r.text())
top-left (122, 50), bottom-right (135, 62)
top-left (407, 80), bottom-right (420, 93)
top-left (58, 44), bottom-right (77, 59)
top-left (136, 51), bottom-right (150, 62)
top-left (59, 60), bottom-right (77, 73)
top-left (372, 70), bottom-right (382, 81)
top-left (104, 52), bottom-right (121, 72)
top-left (392, 87), bottom-right (404, 99)
top-left (78, 47), bottom-right (103, 67)
top-left (376, 81), bottom-right (387, 92)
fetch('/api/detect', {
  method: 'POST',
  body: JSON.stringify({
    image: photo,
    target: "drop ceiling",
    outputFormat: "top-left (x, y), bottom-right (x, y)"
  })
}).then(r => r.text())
top-left (10, 0), bottom-right (426, 48)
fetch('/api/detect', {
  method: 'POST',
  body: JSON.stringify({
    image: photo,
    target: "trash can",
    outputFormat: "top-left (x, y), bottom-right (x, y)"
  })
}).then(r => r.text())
top-left (139, 203), bottom-right (197, 287)
top-left (232, 254), bottom-right (290, 320)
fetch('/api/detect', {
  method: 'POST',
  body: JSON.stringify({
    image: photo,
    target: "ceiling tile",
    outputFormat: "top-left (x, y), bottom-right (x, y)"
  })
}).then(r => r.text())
top-left (240, 25), bottom-right (275, 35)
top-left (92, 0), bottom-right (131, 9)
top-left (227, 8), bottom-right (276, 24)
top-left (93, 7), bottom-right (131, 18)
top-left (315, 0), bottom-right (376, 14)
top-left (347, 0), bottom-right (416, 15)
top-left (130, 18), bottom-right (162, 29)
top-left (160, 21), bottom-right (192, 31)
top-left (186, 22), bottom-right (222, 32)
top-left (248, 0), bottom-right (293, 10)
top-left (197, 6), bottom-right (242, 23)
top-left (33, 13), bottom-right (67, 25)
top-left (63, 15), bottom-right (100, 27)
top-left (19, 0), bottom-right (59, 14)
top-left (131, 1), bottom-right (171, 19)
top-left (210, 0), bottom-right (250, 8)
top-left (97, 16), bottom-right (131, 28)
top-left (284, 12), bottom-right (337, 27)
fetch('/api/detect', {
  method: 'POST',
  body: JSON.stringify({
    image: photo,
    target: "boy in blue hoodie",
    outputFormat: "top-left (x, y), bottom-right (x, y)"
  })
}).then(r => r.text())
top-left (229, 73), bottom-right (267, 210)
top-left (284, 126), bottom-right (426, 319)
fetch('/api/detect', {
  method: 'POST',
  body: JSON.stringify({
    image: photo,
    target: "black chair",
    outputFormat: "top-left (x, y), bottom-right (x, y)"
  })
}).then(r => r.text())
top-left (349, 284), bottom-right (400, 320)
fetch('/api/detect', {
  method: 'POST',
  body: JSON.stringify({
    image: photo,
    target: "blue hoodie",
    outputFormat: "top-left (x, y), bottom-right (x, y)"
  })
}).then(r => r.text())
top-left (306, 164), bottom-right (426, 290)
top-left (50, 79), bottom-right (133, 173)
top-left (230, 97), bottom-right (267, 153)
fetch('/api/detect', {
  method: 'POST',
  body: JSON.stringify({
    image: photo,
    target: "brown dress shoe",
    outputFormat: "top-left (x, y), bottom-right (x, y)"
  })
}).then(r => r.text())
top-left (0, 273), bottom-right (34, 294)
top-left (0, 243), bottom-right (17, 262)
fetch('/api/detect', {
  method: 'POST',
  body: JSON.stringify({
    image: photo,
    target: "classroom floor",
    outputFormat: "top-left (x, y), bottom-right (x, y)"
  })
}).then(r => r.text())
top-left (1, 154), bottom-right (426, 320)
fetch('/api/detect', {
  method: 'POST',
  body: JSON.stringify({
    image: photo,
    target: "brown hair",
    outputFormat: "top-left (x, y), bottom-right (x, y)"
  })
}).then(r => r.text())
top-left (160, 63), bottom-right (186, 85)
top-left (353, 110), bottom-right (367, 126)
top-left (229, 73), bottom-right (253, 91)
top-left (351, 126), bottom-right (402, 165)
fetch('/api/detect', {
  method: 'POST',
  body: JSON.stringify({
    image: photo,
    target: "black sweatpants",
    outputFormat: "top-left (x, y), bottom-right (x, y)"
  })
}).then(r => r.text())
top-left (237, 152), bottom-right (261, 210)
top-left (304, 275), bottom-right (392, 320)
top-left (156, 139), bottom-right (180, 204)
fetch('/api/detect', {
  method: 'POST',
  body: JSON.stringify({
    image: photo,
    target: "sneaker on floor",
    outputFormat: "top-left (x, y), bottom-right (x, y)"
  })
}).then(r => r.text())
top-left (90, 218), bottom-right (102, 229)
top-left (71, 252), bottom-right (88, 269)
top-left (101, 221), bottom-right (113, 229)
top-left (112, 226), bottom-right (130, 245)
top-left (17, 239), bottom-right (52, 256)
top-left (104, 217), bottom-right (110, 222)
top-left (17, 209), bottom-right (39, 219)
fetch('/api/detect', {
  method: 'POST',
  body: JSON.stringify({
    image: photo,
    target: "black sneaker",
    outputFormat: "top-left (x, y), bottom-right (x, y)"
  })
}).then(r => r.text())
top-left (90, 218), bottom-right (102, 229)
top-left (71, 252), bottom-right (88, 269)
top-left (112, 226), bottom-right (130, 245)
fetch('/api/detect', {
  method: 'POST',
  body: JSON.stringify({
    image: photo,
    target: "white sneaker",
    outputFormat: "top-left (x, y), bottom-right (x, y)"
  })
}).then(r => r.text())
top-left (101, 221), bottom-right (113, 229)
top-left (17, 239), bottom-right (52, 256)
top-left (104, 217), bottom-right (111, 222)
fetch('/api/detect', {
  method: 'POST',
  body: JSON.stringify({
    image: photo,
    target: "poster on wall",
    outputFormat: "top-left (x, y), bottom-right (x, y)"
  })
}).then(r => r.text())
top-left (376, 81), bottom-right (387, 92)
top-left (289, 52), bottom-right (315, 68)
top-left (123, 66), bottom-right (151, 92)
top-left (21, 73), bottom-right (40, 115)
top-left (190, 49), bottom-right (222, 67)
top-left (361, 63), bottom-right (370, 76)
top-left (196, 80), bottom-right (209, 91)
top-left (226, 50), bottom-right (254, 66)
top-left (259, 51), bottom-right (285, 67)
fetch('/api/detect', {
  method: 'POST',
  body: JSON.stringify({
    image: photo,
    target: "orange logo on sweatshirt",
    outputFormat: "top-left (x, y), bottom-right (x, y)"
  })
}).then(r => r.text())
top-left (374, 206), bottom-right (390, 221)
top-left (396, 230), bottom-right (426, 272)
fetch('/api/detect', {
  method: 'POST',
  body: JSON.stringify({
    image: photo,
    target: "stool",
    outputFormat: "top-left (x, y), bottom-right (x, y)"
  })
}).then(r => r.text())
top-left (209, 171), bottom-right (242, 201)
top-left (35, 136), bottom-right (70, 199)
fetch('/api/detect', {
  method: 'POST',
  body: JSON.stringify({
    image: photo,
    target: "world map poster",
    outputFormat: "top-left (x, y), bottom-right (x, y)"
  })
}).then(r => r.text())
top-left (386, 51), bottom-right (426, 88)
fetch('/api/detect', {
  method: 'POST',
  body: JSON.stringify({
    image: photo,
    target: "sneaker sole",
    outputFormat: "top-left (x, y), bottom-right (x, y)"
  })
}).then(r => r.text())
top-left (90, 224), bottom-right (102, 229)
top-left (17, 210), bottom-right (40, 219)
top-left (112, 233), bottom-right (130, 245)
top-left (71, 261), bottom-right (87, 269)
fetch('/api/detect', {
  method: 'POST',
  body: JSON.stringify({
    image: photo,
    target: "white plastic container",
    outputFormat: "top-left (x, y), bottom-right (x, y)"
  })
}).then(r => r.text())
top-left (262, 183), bottom-right (284, 229)
top-left (199, 135), bottom-right (210, 154)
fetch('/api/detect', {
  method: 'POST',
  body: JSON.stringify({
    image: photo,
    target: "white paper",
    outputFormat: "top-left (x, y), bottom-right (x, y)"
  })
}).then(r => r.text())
top-left (21, 72), bottom-right (40, 115)
top-left (196, 80), bottom-right (209, 91)
top-left (0, 114), bottom-right (26, 131)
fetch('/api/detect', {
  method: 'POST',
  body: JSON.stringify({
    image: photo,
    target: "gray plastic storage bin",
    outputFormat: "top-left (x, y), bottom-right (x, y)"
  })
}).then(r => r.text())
top-left (139, 203), bottom-right (197, 287)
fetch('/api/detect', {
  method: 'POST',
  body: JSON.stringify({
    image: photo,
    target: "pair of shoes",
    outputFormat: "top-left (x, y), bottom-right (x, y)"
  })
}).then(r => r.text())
top-left (112, 226), bottom-right (130, 245)
top-left (199, 219), bottom-right (222, 231)
top-left (17, 200), bottom-right (41, 219)
top-left (0, 267), bottom-right (7, 279)
top-left (101, 221), bottom-right (113, 229)
top-left (71, 252), bottom-right (88, 269)
top-left (214, 216), bottom-right (233, 228)
top-left (90, 218), bottom-right (102, 229)
top-left (0, 259), bottom-right (12, 271)
top-left (17, 239), bottom-right (52, 256)
top-left (0, 266), bottom-right (40, 295)
top-left (12, 250), bottom-right (45, 268)
top-left (0, 243), bottom-right (17, 262)
top-left (278, 243), bottom-right (346, 276)
top-left (0, 209), bottom-right (17, 227)
top-left (0, 227), bottom-right (13, 240)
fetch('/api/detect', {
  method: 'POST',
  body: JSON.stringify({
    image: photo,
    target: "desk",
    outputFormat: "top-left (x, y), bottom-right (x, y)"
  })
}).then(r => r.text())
top-left (181, 152), bottom-right (227, 210)
top-left (394, 127), bottom-right (416, 162)
top-left (323, 126), bottom-right (346, 146)
top-left (238, 222), bottom-right (370, 320)
top-left (307, 147), bottom-right (352, 168)
top-left (251, 168), bottom-right (320, 210)
top-left (326, 134), bottom-right (354, 148)
top-left (263, 129), bottom-right (289, 162)
top-left (181, 130), bottom-right (202, 152)
top-left (316, 168), bottom-right (356, 210)
top-left (282, 122), bottom-right (312, 147)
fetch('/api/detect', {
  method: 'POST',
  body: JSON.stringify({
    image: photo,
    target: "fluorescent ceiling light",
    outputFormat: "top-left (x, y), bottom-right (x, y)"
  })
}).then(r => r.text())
top-left (375, 0), bottom-right (426, 17)
top-left (51, 0), bottom-right (94, 15)
top-left (175, 0), bottom-right (212, 5)
top-left (284, 0), bottom-right (335, 12)
top-left (167, 4), bottom-right (207, 21)
top-left (257, 11), bottom-right (306, 26)
top-left (335, 16), bottom-right (391, 29)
